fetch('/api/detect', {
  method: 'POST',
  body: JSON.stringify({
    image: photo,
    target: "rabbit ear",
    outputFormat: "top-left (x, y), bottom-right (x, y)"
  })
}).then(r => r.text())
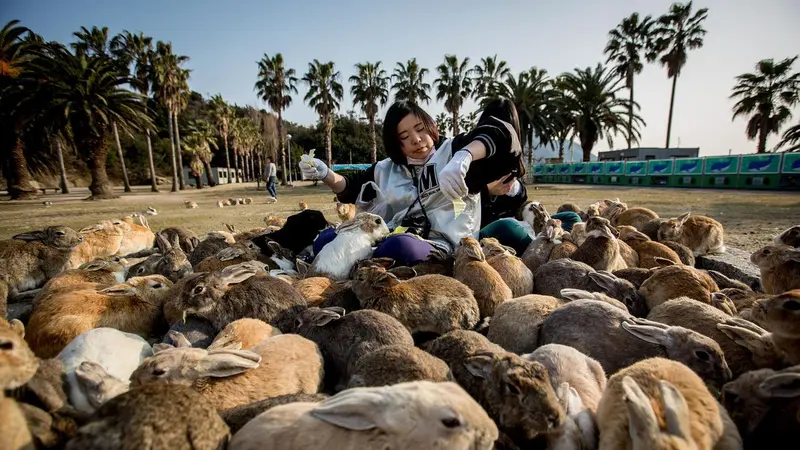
top-left (296, 259), bottom-right (311, 277)
top-left (219, 263), bottom-right (261, 286)
top-left (225, 223), bottom-right (237, 233)
top-left (172, 234), bottom-right (181, 250)
top-left (622, 376), bottom-right (659, 443)
top-left (676, 213), bottom-right (691, 225)
top-left (464, 354), bottom-right (494, 379)
top-left (388, 266), bottom-right (417, 280)
top-left (621, 320), bottom-right (673, 346)
top-left (99, 284), bottom-right (137, 297)
top-left (9, 319), bottom-right (25, 338)
top-left (653, 257), bottom-right (677, 267)
top-left (758, 372), bottom-right (800, 399)
top-left (459, 242), bottom-right (485, 262)
top-left (659, 380), bottom-right (692, 440)
top-left (188, 237), bottom-right (200, 253)
top-left (217, 246), bottom-right (247, 261)
top-left (782, 249), bottom-right (800, 263)
top-left (167, 330), bottom-right (192, 348)
top-left (196, 349), bottom-right (261, 378)
top-left (374, 271), bottom-right (400, 287)
top-left (310, 307), bottom-right (344, 327)
top-left (152, 343), bottom-right (174, 353)
top-left (560, 289), bottom-right (594, 302)
top-left (311, 389), bottom-right (388, 431)
top-left (13, 230), bottom-right (46, 242)
top-left (588, 271), bottom-right (618, 292)
top-left (80, 260), bottom-right (109, 271)
top-left (502, 245), bottom-right (517, 256)
top-left (266, 240), bottom-right (283, 255)
top-left (155, 233), bottom-right (171, 252)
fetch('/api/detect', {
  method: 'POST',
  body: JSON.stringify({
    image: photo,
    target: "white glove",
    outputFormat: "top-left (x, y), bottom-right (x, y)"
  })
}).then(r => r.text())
top-left (506, 179), bottom-right (522, 197)
top-left (299, 157), bottom-right (329, 181)
top-left (439, 150), bottom-right (472, 200)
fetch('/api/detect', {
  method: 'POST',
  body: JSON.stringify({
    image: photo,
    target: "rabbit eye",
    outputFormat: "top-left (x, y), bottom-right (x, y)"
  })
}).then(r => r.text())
top-left (441, 417), bottom-right (461, 428)
top-left (137, 267), bottom-right (145, 273)
top-left (784, 300), bottom-right (800, 311)
top-left (0, 341), bottom-right (13, 350)
top-left (763, 249), bottom-right (771, 255)
top-left (193, 286), bottom-right (205, 295)
top-left (152, 367), bottom-right (166, 376)
top-left (55, 231), bottom-right (65, 236)
top-left (694, 350), bottom-right (710, 361)
top-left (152, 283), bottom-right (163, 289)
top-left (374, 218), bottom-right (381, 225)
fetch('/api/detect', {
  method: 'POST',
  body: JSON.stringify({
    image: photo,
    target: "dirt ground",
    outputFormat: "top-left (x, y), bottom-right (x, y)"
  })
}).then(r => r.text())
top-left (1, 182), bottom-right (798, 253)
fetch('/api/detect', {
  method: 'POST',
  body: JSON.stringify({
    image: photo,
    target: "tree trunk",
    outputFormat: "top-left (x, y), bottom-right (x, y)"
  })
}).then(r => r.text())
top-left (325, 115), bottom-right (333, 168)
top-left (233, 150), bottom-right (241, 183)
top-left (277, 110), bottom-right (287, 185)
top-left (7, 129), bottom-right (38, 200)
top-left (174, 112), bottom-right (185, 190)
top-left (249, 153), bottom-right (255, 182)
top-left (665, 74), bottom-right (678, 148)
top-left (55, 137), bottom-right (70, 194)
top-left (146, 129), bottom-right (159, 192)
top-left (581, 136), bottom-right (593, 162)
top-left (558, 140), bottom-right (565, 161)
top-left (369, 114), bottom-right (377, 164)
top-left (452, 109), bottom-right (459, 136)
top-left (223, 131), bottom-right (231, 184)
top-left (202, 159), bottom-right (217, 187)
top-left (192, 171), bottom-right (203, 189)
top-left (167, 110), bottom-right (179, 192)
top-left (113, 122), bottom-right (132, 192)
top-left (86, 139), bottom-right (118, 200)
top-left (627, 67), bottom-right (634, 150)
top-left (758, 116), bottom-right (769, 153)
top-left (257, 153), bottom-right (263, 188)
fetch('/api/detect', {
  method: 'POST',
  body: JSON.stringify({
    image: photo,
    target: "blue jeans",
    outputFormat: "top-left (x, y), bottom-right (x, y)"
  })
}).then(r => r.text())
top-left (266, 176), bottom-right (277, 198)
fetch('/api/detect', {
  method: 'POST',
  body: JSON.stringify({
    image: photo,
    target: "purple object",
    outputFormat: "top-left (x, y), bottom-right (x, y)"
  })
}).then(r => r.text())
top-left (373, 234), bottom-right (435, 267)
top-left (312, 227), bottom-right (338, 256)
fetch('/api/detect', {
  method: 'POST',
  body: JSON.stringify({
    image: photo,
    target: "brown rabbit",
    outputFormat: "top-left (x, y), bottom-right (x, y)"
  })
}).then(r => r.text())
top-left (26, 275), bottom-right (173, 358)
top-left (263, 215), bottom-right (287, 228)
top-left (750, 245), bottom-right (800, 294)
top-left (600, 198), bottom-right (628, 223)
top-left (335, 202), bottom-right (357, 222)
top-left (158, 226), bottom-right (201, 254)
top-left (522, 218), bottom-right (566, 274)
top-left (195, 240), bottom-right (262, 273)
top-left (68, 220), bottom-right (128, 268)
top-left (480, 237), bottom-right (534, 297)
top-left (615, 207), bottom-right (659, 230)
top-left (747, 289), bottom-right (800, 365)
top-left (638, 264), bottom-right (719, 311)
top-left (1, 317), bottom-right (40, 450)
top-left (618, 225), bottom-right (682, 269)
top-left (454, 237), bottom-right (513, 318)
top-left (151, 232), bottom-right (193, 282)
top-left (572, 217), bottom-right (627, 272)
top-left (37, 258), bottom-right (127, 300)
top-left (518, 201), bottom-right (551, 235)
top-left (0, 226), bottom-right (83, 310)
top-left (351, 266), bottom-right (480, 336)
top-left (658, 213), bottom-right (725, 256)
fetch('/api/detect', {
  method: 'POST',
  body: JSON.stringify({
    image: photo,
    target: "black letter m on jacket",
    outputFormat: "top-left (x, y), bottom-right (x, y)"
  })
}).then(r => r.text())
top-left (418, 164), bottom-right (439, 194)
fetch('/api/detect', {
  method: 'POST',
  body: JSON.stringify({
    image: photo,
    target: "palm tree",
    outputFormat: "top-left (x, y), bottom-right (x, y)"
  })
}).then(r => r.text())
top-left (652, 1), bottom-right (709, 148)
top-left (111, 30), bottom-right (159, 191)
top-left (72, 26), bottom-right (134, 192)
top-left (230, 117), bottom-right (244, 183)
top-left (472, 55), bottom-right (510, 100)
top-left (435, 112), bottom-right (450, 137)
top-left (18, 44), bottom-right (152, 199)
top-left (151, 41), bottom-right (189, 192)
top-left (557, 64), bottom-right (644, 161)
top-left (183, 120), bottom-right (219, 188)
top-left (392, 58), bottom-right (431, 104)
top-left (208, 94), bottom-right (233, 183)
top-left (303, 60), bottom-right (343, 167)
top-left (730, 57), bottom-right (800, 153)
top-left (777, 122), bottom-right (800, 152)
top-left (435, 55), bottom-right (473, 135)
top-left (0, 20), bottom-right (39, 199)
top-left (255, 53), bottom-right (298, 185)
top-left (350, 61), bottom-right (389, 163)
top-left (604, 12), bottom-right (656, 150)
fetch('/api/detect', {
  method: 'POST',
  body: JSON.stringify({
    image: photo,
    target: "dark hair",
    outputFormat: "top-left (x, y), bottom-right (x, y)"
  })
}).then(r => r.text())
top-left (477, 97), bottom-right (526, 178)
top-left (382, 101), bottom-right (439, 165)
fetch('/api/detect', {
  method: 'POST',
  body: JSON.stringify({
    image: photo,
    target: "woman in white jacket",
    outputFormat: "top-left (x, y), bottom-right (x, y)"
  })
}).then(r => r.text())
top-left (300, 100), bottom-right (523, 266)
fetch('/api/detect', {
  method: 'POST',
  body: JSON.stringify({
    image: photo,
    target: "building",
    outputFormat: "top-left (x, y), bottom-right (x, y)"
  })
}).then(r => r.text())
top-left (182, 167), bottom-right (243, 187)
top-left (598, 147), bottom-right (699, 161)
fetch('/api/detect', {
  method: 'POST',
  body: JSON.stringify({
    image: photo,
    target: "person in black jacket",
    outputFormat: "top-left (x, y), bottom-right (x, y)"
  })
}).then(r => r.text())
top-left (298, 100), bottom-right (522, 265)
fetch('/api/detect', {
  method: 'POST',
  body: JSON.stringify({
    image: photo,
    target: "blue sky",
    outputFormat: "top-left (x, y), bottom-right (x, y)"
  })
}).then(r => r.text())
top-left (4, 0), bottom-right (800, 155)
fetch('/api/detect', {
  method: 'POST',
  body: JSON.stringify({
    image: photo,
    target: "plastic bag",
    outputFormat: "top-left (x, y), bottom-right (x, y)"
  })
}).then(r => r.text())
top-left (355, 181), bottom-right (389, 219)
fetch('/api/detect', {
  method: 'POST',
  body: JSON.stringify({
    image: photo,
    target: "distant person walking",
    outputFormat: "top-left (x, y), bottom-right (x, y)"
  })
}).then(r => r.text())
top-left (265, 156), bottom-right (278, 199)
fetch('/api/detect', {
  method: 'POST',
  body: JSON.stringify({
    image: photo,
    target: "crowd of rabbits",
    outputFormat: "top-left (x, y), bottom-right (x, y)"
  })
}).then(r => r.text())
top-left (1, 197), bottom-right (798, 450)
